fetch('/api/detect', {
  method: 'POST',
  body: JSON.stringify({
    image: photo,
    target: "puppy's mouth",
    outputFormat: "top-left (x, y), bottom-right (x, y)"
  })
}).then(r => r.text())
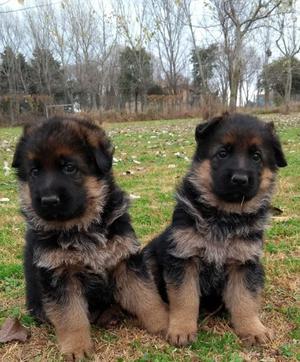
top-left (215, 187), bottom-right (257, 203)
top-left (34, 202), bottom-right (85, 222)
top-left (38, 210), bottom-right (71, 221)
top-left (221, 192), bottom-right (250, 203)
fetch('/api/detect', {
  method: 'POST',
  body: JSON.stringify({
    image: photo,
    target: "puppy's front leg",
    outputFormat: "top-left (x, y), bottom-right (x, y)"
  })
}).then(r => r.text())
top-left (166, 257), bottom-right (199, 346)
top-left (224, 262), bottom-right (273, 345)
top-left (43, 273), bottom-right (93, 360)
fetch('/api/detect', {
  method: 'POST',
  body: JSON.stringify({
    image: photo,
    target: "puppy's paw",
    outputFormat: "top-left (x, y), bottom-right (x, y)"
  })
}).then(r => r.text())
top-left (96, 305), bottom-right (124, 328)
top-left (61, 335), bottom-right (93, 361)
top-left (167, 323), bottom-right (197, 346)
top-left (236, 323), bottom-right (274, 345)
top-left (143, 309), bottom-right (169, 335)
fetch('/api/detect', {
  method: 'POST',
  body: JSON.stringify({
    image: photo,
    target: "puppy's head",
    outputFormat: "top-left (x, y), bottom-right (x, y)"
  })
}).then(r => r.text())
top-left (192, 113), bottom-right (286, 211)
top-left (12, 117), bottom-right (113, 228)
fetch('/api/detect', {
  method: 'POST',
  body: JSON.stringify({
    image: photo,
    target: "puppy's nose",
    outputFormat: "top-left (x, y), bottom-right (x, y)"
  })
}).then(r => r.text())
top-left (231, 174), bottom-right (249, 186)
top-left (41, 195), bottom-right (60, 207)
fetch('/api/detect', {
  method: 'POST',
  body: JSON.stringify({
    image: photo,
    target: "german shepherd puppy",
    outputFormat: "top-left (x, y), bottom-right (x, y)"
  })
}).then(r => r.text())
top-left (12, 117), bottom-right (141, 360)
top-left (122, 113), bottom-right (287, 346)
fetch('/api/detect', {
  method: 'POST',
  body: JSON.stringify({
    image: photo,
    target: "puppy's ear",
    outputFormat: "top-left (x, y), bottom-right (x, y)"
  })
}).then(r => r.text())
top-left (267, 122), bottom-right (287, 168)
top-left (195, 115), bottom-right (223, 142)
top-left (12, 123), bottom-right (35, 169)
top-left (81, 123), bottom-right (114, 175)
top-left (93, 139), bottom-right (114, 174)
top-left (12, 136), bottom-right (26, 169)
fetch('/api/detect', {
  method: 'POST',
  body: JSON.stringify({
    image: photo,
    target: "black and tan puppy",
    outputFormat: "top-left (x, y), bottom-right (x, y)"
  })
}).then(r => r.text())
top-left (124, 113), bottom-right (287, 346)
top-left (12, 117), bottom-right (141, 360)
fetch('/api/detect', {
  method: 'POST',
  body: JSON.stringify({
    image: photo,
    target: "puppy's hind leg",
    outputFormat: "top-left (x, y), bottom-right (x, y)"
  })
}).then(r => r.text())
top-left (223, 262), bottom-right (273, 345)
top-left (114, 261), bottom-right (169, 335)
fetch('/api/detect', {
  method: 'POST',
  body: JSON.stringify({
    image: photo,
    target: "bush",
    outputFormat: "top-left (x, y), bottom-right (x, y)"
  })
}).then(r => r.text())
top-left (0, 94), bottom-right (53, 125)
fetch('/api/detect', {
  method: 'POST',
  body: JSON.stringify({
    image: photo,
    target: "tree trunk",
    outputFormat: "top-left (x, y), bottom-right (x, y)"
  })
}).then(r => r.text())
top-left (92, 92), bottom-right (97, 110)
top-left (140, 92), bottom-right (144, 112)
top-left (284, 57), bottom-right (292, 113)
top-left (264, 86), bottom-right (270, 107)
top-left (134, 90), bottom-right (138, 113)
top-left (229, 68), bottom-right (239, 111)
top-left (263, 63), bottom-right (270, 106)
top-left (239, 79), bottom-right (243, 107)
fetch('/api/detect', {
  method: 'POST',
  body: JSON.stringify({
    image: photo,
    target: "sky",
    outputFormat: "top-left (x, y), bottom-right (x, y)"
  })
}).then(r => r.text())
top-left (1, 0), bottom-right (295, 60)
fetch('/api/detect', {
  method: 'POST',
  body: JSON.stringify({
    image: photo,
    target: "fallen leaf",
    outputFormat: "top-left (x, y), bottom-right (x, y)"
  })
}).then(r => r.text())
top-left (3, 161), bottom-right (10, 176)
top-left (129, 194), bottom-right (141, 200)
top-left (0, 317), bottom-right (29, 343)
top-left (122, 170), bottom-right (134, 175)
top-left (269, 205), bottom-right (283, 216)
top-left (272, 216), bottom-right (291, 221)
top-left (0, 198), bottom-right (9, 203)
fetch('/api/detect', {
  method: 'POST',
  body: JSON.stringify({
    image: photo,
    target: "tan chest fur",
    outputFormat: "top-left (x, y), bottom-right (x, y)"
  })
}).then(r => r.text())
top-left (34, 235), bottom-right (139, 275)
top-left (171, 227), bottom-right (262, 266)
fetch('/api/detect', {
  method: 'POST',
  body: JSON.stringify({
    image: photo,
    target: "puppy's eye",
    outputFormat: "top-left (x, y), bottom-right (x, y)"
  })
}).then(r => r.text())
top-left (217, 149), bottom-right (228, 159)
top-left (62, 163), bottom-right (77, 175)
top-left (252, 152), bottom-right (262, 162)
top-left (30, 168), bottom-right (39, 177)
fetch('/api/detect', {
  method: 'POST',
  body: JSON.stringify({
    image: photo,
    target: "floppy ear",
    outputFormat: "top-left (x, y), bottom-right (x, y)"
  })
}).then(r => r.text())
top-left (93, 139), bottom-right (114, 174)
top-left (12, 136), bottom-right (26, 169)
top-left (195, 115), bottom-right (223, 142)
top-left (267, 122), bottom-right (287, 168)
top-left (12, 123), bottom-right (35, 169)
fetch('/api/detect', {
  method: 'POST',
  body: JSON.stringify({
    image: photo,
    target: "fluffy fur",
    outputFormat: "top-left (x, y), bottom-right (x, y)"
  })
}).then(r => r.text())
top-left (13, 117), bottom-right (139, 360)
top-left (122, 113), bottom-right (287, 346)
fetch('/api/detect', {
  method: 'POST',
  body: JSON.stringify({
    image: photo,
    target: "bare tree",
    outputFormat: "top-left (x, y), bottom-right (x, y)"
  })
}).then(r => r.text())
top-left (63, 0), bottom-right (117, 109)
top-left (113, 0), bottom-right (153, 111)
top-left (0, 12), bottom-right (25, 93)
top-left (275, 0), bottom-right (300, 112)
top-left (45, 3), bottom-right (72, 102)
top-left (240, 46), bottom-right (261, 105)
top-left (96, 0), bottom-right (119, 110)
top-left (181, 0), bottom-right (209, 99)
top-left (260, 21), bottom-right (272, 106)
top-left (0, 12), bottom-right (26, 122)
top-left (150, 0), bottom-right (187, 95)
top-left (209, 0), bottom-right (282, 110)
top-left (213, 46), bottom-right (230, 105)
top-left (26, 3), bottom-right (55, 97)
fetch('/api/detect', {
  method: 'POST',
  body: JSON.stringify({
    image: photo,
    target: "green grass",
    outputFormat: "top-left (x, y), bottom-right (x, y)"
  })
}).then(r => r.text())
top-left (0, 115), bottom-right (299, 361)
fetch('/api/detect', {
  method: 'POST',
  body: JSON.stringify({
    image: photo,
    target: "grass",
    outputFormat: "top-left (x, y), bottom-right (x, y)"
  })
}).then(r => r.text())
top-left (0, 115), bottom-right (299, 361)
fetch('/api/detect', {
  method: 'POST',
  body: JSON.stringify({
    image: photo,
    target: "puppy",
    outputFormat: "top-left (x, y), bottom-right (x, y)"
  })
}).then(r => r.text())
top-left (12, 117), bottom-right (140, 360)
top-left (123, 113), bottom-right (287, 346)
